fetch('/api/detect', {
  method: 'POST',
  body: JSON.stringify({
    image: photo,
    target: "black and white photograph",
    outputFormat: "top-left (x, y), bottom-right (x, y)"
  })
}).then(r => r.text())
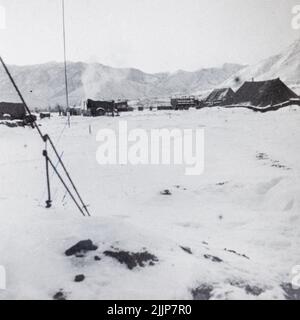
top-left (0, 0), bottom-right (300, 303)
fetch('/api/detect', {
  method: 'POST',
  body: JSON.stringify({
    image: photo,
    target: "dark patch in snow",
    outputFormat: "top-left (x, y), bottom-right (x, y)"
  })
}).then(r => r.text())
top-left (180, 246), bottom-right (193, 255)
top-left (74, 274), bottom-right (85, 282)
top-left (94, 255), bottom-right (101, 261)
top-left (244, 285), bottom-right (264, 296)
top-left (160, 189), bottom-right (172, 195)
top-left (271, 161), bottom-right (290, 170)
top-left (191, 284), bottom-right (214, 300)
top-left (65, 240), bottom-right (98, 257)
top-left (224, 248), bottom-right (250, 260)
top-left (256, 152), bottom-right (290, 170)
top-left (256, 152), bottom-right (269, 160)
top-left (0, 120), bottom-right (25, 128)
top-left (281, 283), bottom-right (300, 300)
top-left (203, 254), bottom-right (223, 263)
top-left (216, 181), bottom-right (229, 186)
top-left (202, 241), bottom-right (209, 245)
top-left (173, 185), bottom-right (187, 190)
top-left (104, 250), bottom-right (158, 270)
top-left (229, 280), bottom-right (264, 296)
top-left (53, 289), bottom-right (67, 300)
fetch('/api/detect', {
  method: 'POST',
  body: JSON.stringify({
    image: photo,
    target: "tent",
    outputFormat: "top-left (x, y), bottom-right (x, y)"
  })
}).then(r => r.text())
top-left (205, 88), bottom-right (235, 106)
top-left (233, 78), bottom-right (298, 107)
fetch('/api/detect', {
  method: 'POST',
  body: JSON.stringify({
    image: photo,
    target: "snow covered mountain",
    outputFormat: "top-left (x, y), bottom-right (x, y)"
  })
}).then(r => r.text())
top-left (223, 37), bottom-right (300, 90)
top-left (0, 62), bottom-right (243, 108)
top-left (1, 37), bottom-right (300, 108)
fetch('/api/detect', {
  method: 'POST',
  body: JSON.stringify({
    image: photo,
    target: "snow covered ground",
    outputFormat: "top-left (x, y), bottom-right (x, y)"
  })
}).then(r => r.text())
top-left (0, 107), bottom-right (300, 300)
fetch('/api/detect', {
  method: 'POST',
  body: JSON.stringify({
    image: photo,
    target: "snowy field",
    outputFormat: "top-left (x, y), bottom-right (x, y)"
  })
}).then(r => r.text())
top-left (0, 107), bottom-right (300, 300)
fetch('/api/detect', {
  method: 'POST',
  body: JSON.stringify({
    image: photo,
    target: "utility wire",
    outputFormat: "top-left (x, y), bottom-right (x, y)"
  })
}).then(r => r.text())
top-left (46, 154), bottom-right (85, 216)
top-left (62, 0), bottom-right (70, 127)
top-left (47, 135), bottom-right (91, 216)
top-left (0, 55), bottom-right (90, 217)
top-left (0, 56), bottom-right (44, 140)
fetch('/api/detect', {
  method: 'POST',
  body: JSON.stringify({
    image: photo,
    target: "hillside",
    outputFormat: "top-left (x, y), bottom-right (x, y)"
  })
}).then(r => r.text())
top-left (223, 38), bottom-right (300, 90)
top-left (0, 62), bottom-right (243, 108)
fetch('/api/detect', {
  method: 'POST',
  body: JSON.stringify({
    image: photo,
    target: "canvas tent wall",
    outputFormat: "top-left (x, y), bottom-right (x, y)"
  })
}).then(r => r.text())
top-left (205, 88), bottom-right (235, 106)
top-left (0, 102), bottom-right (26, 119)
top-left (233, 78), bottom-right (298, 107)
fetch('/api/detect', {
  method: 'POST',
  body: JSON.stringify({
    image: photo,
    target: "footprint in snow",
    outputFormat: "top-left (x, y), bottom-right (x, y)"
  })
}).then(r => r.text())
top-left (160, 189), bottom-right (172, 195)
top-left (256, 177), bottom-right (283, 195)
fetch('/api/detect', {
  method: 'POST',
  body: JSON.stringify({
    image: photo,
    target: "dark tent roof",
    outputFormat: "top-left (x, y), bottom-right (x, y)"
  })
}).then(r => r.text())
top-left (233, 78), bottom-right (298, 107)
top-left (205, 88), bottom-right (235, 103)
top-left (0, 102), bottom-right (26, 120)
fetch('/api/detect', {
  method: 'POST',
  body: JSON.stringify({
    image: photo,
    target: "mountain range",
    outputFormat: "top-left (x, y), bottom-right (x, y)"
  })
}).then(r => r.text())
top-left (223, 37), bottom-right (300, 91)
top-left (0, 62), bottom-right (243, 108)
top-left (0, 37), bottom-right (299, 108)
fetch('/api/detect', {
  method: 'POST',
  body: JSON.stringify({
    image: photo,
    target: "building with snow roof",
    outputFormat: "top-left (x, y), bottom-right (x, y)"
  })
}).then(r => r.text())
top-left (205, 88), bottom-right (235, 106)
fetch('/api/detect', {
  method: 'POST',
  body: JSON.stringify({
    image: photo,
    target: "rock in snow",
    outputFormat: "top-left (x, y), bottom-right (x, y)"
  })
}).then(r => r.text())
top-left (65, 240), bottom-right (98, 257)
top-left (74, 274), bottom-right (85, 283)
top-left (104, 250), bottom-right (158, 270)
top-left (191, 284), bottom-right (214, 300)
top-left (203, 254), bottom-right (223, 263)
top-left (53, 290), bottom-right (67, 300)
top-left (180, 246), bottom-right (193, 255)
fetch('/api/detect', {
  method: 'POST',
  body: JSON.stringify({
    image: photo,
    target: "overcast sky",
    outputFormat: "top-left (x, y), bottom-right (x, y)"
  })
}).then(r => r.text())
top-left (0, 0), bottom-right (299, 73)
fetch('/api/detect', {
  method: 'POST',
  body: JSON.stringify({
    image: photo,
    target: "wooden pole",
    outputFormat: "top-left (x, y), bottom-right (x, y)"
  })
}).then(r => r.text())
top-left (62, 0), bottom-right (70, 127)
top-left (43, 150), bottom-right (52, 208)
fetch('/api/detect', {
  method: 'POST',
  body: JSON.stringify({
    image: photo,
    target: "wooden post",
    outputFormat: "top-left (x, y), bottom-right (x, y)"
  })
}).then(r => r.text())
top-left (43, 150), bottom-right (52, 209)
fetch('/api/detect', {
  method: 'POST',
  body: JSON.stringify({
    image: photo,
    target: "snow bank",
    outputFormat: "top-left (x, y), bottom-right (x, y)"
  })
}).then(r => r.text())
top-left (0, 109), bottom-right (299, 299)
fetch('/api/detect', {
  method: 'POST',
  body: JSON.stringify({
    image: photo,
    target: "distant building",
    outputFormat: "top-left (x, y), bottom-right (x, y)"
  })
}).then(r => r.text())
top-left (170, 97), bottom-right (196, 110)
top-left (157, 105), bottom-right (173, 111)
top-left (40, 112), bottom-right (51, 119)
top-left (114, 100), bottom-right (133, 112)
top-left (86, 99), bottom-right (115, 116)
top-left (205, 88), bottom-right (235, 106)
top-left (233, 78), bottom-right (298, 107)
top-left (0, 102), bottom-right (26, 120)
